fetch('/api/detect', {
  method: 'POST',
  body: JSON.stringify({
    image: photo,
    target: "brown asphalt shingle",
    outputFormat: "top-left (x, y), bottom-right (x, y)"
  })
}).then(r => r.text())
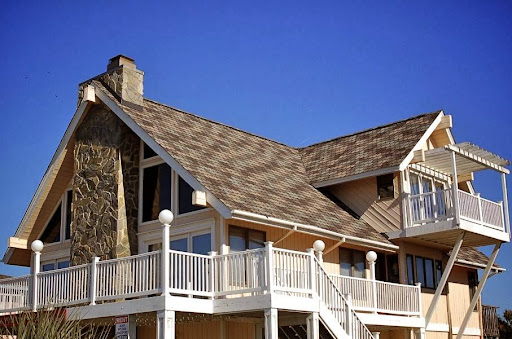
top-left (454, 247), bottom-right (502, 269)
top-left (94, 81), bottom-right (391, 244)
top-left (299, 112), bottom-right (441, 185)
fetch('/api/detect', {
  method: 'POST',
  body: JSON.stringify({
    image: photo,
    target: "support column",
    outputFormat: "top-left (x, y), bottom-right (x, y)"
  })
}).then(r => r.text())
top-left (129, 315), bottom-right (137, 339)
top-left (414, 328), bottom-right (425, 339)
top-left (264, 308), bottom-right (278, 339)
top-left (306, 312), bottom-right (319, 339)
top-left (156, 310), bottom-right (175, 339)
top-left (451, 151), bottom-right (460, 225)
top-left (456, 243), bottom-right (501, 339)
top-left (425, 232), bottom-right (464, 326)
top-left (371, 332), bottom-right (380, 339)
top-left (502, 173), bottom-right (510, 235)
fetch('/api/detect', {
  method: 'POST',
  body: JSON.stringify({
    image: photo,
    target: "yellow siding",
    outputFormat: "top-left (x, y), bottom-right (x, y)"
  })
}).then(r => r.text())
top-left (330, 174), bottom-right (402, 233)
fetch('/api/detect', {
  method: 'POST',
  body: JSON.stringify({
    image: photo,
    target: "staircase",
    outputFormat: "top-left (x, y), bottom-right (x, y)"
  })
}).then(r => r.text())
top-left (314, 259), bottom-right (374, 339)
top-left (279, 322), bottom-right (334, 339)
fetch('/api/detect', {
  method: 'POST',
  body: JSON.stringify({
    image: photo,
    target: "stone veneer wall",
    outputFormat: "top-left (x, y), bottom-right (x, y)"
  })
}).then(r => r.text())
top-left (71, 103), bottom-right (139, 265)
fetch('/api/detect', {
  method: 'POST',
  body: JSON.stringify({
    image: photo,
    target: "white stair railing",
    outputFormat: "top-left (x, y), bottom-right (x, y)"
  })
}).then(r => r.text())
top-left (314, 258), bottom-right (374, 339)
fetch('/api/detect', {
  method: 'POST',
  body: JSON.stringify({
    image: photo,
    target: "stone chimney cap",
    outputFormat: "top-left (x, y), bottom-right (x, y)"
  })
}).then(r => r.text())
top-left (107, 55), bottom-right (136, 71)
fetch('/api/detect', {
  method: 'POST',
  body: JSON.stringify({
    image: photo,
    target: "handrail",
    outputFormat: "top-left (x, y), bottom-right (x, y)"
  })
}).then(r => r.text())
top-left (313, 257), bottom-right (374, 339)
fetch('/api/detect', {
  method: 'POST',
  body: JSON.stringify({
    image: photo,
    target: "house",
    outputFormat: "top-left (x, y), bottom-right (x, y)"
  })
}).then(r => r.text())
top-left (0, 55), bottom-right (509, 339)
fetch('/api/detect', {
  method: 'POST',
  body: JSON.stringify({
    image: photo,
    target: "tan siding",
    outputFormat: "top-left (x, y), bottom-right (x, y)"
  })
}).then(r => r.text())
top-left (330, 175), bottom-right (402, 233)
top-left (447, 266), bottom-right (481, 335)
top-left (429, 129), bottom-right (451, 148)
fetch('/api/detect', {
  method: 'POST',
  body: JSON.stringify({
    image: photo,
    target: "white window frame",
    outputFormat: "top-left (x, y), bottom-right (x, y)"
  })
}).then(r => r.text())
top-left (138, 141), bottom-right (211, 227)
top-left (37, 187), bottom-right (73, 245)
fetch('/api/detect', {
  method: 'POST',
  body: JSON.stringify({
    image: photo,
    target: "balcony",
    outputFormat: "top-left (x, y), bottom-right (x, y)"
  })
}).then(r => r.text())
top-left (389, 143), bottom-right (510, 247)
top-left (0, 246), bottom-right (421, 333)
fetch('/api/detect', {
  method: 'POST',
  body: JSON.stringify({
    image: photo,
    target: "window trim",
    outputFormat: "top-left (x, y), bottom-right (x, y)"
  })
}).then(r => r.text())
top-left (138, 141), bottom-right (212, 225)
top-left (339, 247), bottom-right (367, 279)
top-left (37, 187), bottom-right (73, 244)
top-left (406, 254), bottom-right (443, 290)
top-left (228, 225), bottom-right (266, 252)
top-left (377, 173), bottom-right (395, 200)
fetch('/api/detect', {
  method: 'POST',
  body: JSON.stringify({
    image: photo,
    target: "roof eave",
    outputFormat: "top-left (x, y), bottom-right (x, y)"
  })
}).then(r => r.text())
top-left (231, 209), bottom-right (398, 252)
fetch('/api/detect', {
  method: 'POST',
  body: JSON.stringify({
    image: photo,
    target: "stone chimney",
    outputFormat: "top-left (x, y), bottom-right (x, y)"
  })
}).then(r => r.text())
top-left (79, 55), bottom-right (144, 110)
top-left (101, 55), bottom-right (144, 110)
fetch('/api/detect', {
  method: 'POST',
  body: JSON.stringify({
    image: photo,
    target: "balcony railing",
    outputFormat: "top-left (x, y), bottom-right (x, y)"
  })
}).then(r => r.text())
top-left (407, 188), bottom-right (505, 231)
top-left (329, 275), bottom-right (421, 316)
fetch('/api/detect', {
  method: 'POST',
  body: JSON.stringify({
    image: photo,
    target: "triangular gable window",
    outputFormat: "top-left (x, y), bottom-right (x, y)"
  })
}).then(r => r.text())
top-left (39, 205), bottom-right (62, 243)
top-left (39, 189), bottom-right (72, 244)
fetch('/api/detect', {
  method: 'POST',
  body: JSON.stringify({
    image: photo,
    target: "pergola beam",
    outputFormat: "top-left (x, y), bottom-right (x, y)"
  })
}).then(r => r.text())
top-left (445, 144), bottom-right (510, 174)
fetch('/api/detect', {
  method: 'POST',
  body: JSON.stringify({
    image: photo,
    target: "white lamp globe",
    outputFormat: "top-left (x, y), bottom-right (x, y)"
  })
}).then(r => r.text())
top-left (158, 209), bottom-right (174, 225)
top-left (366, 251), bottom-right (377, 263)
top-left (313, 240), bottom-right (325, 253)
top-left (31, 240), bottom-right (44, 253)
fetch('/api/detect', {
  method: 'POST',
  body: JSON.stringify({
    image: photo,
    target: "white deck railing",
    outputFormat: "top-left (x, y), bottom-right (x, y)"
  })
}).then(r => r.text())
top-left (407, 188), bottom-right (504, 231)
top-left (0, 246), bottom-right (418, 334)
top-left (0, 275), bottom-right (31, 311)
top-left (329, 275), bottom-right (421, 316)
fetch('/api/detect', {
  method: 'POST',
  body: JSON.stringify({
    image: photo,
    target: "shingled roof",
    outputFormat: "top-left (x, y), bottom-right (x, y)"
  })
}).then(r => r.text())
top-left (455, 247), bottom-right (502, 270)
top-left (94, 81), bottom-right (392, 244)
top-left (299, 111), bottom-right (441, 185)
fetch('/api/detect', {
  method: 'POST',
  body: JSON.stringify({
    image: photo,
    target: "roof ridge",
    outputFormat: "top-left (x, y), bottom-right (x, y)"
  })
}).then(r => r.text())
top-left (143, 97), bottom-right (293, 149)
top-left (299, 110), bottom-right (443, 150)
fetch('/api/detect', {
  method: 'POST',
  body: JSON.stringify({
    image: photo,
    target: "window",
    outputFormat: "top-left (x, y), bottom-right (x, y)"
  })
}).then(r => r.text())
top-left (39, 189), bottom-right (72, 244)
top-left (148, 231), bottom-right (212, 255)
top-left (178, 176), bottom-right (206, 215)
top-left (340, 248), bottom-right (366, 278)
top-left (386, 255), bottom-right (400, 283)
top-left (143, 143), bottom-right (158, 159)
top-left (142, 164), bottom-right (172, 222)
top-left (407, 254), bottom-right (443, 289)
top-left (377, 174), bottom-right (394, 199)
top-left (41, 260), bottom-right (70, 272)
top-left (229, 226), bottom-right (266, 252)
top-left (409, 172), bottom-right (448, 221)
top-left (468, 271), bottom-right (478, 301)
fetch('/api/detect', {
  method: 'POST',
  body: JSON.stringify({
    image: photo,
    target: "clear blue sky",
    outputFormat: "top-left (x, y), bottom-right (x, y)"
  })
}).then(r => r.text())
top-left (1, 1), bottom-right (511, 311)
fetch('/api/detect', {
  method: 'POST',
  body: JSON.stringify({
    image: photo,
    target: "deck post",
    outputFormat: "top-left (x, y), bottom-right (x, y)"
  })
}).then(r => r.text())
top-left (30, 240), bottom-right (43, 312)
top-left (372, 332), bottom-right (380, 339)
top-left (416, 283), bottom-right (422, 316)
top-left (307, 248), bottom-right (316, 297)
top-left (159, 210), bottom-right (174, 297)
top-left (414, 328), bottom-right (426, 339)
top-left (306, 312), bottom-right (319, 339)
top-left (89, 256), bottom-right (99, 305)
top-left (451, 150), bottom-right (461, 225)
top-left (264, 308), bottom-right (278, 339)
top-left (425, 232), bottom-right (464, 326)
top-left (156, 309), bottom-right (175, 339)
top-left (456, 243), bottom-right (501, 339)
top-left (476, 193), bottom-right (483, 223)
top-left (501, 173), bottom-right (510, 235)
top-left (265, 242), bottom-right (274, 294)
top-left (208, 251), bottom-right (217, 299)
top-left (345, 293), bottom-right (353, 336)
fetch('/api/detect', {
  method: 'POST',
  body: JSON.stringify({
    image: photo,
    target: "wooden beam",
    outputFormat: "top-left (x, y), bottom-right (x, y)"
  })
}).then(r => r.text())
top-left (456, 243), bottom-right (501, 339)
top-left (425, 232), bottom-right (465, 327)
top-left (411, 150), bottom-right (425, 164)
top-left (436, 115), bottom-right (453, 130)
top-left (457, 173), bottom-right (474, 183)
top-left (446, 144), bottom-right (510, 174)
top-left (323, 239), bottom-right (345, 255)
top-left (8, 237), bottom-right (28, 249)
